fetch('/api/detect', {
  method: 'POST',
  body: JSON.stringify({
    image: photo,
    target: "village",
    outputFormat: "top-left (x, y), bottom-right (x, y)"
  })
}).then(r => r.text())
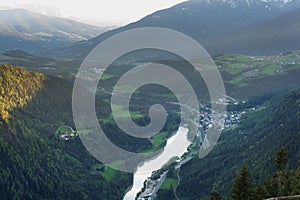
top-left (136, 96), bottom-right (250, 200)
top-left (55, 125), bottom-right (78, 141)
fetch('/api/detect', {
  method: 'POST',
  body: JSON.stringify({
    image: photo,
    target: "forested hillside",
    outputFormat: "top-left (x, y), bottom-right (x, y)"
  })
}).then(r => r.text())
top-left (0, 65), bottom-right (131, 199)
top-left (1, 59), bottom-right (300, 199)
top-left (176, 89), bottom-right (300, 199)
top-left (230, 147), bottom-right (300, 200)
top-left (0, 64), bottom-right (45, 122)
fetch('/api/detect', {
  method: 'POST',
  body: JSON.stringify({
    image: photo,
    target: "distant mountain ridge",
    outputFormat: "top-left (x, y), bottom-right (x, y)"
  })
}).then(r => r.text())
top-left (209, 7), bottom-right (300, 55)
top-left (0, 9), bottom-right (109, 52)
top-left (43, 0), bottom-right (300, 59)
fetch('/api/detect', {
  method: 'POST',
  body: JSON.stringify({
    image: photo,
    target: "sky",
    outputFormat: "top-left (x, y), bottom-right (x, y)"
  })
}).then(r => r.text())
top-left (0, 0), bottom-right (187, 26)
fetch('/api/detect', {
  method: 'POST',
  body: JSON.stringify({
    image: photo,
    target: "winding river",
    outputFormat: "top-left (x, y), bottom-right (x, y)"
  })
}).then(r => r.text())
top-left (123, 127), bottom-right (190, 200)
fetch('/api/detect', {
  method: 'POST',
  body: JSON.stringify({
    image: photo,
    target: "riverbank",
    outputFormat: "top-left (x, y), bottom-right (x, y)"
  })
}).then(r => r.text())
top-left (137, 171), bottom-right (168, 200)
top-left (123, 127), bottom-right (190, 200)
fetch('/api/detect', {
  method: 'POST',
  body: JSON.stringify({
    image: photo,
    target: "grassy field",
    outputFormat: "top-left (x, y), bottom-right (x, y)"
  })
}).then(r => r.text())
top-left (227, 76), bottom-right (245, 87)
top-left (101, 167), bottom-right (117, 182)
top-left (100, 73), bottom-right (115, 80)
top-left (111, 104), bottom-right (144, 119)
top-left (160, 178), bottom-right (178, 190)
top-left (90, 163), bottom-right (120, 182)
top-left (139, 132), bottom-right (169, 153)
top-left (110, 160), bottom-right (125, 169)
top-left (214, 51), bottom-right (300, 88)
top-left (91, 164), bottom-right (105, 172)
top-left (55, 125), bottom-right (75, 136)
top-left (152, 132), bottom-right (168, 147)
top-left (99, 104), bottom-right (144, 124)
top-left (77, 129), bottom-right (94, 135)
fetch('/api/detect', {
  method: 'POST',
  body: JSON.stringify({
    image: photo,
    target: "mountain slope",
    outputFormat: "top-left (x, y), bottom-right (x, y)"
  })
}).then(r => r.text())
top-left (0, 64), bottom-right (131, 199)
top-left (0, 50), bottom-right (82, 77)
top-left (210, 7), bottom-right (300, 55)
top-left (44, 0), bottom-right (300, 59)
top-left (0, 9), bottom-right (107, 52)
top-left (176, 89), bottom-right (300, 199)
top-left (214, 50), bottom-right (300, 102)
top-left (0, 64), bottom-right (45, 122)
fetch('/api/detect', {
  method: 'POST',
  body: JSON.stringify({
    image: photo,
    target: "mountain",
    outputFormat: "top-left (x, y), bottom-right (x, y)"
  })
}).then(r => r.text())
top-left (0, 64), bottom-right (131, 199)
top-left (0, 50), bottom-right (82, 77)
top-left (174, 88), bottom-right (300, 199)
top-left (210, 7), bottom-right (300, 55)
top-left (0, 9), bottom-right (108, 52)
top-left (43, 0), bottom-right (300, 59)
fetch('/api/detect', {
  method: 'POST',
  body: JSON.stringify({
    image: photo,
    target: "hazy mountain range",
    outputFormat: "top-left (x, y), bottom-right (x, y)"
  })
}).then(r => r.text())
top-left (42, 0), bottom-right (300, 59)
top-left (0, 9), bottom-right (110, 52)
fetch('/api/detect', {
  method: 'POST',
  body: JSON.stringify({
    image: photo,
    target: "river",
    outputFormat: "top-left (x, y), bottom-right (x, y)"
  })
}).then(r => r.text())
top-left (123, 127), bottom-right (190, 200)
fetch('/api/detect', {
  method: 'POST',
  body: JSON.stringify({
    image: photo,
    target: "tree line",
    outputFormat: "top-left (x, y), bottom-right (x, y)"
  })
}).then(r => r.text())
top-left (209, 147), bottom-right (300, 200)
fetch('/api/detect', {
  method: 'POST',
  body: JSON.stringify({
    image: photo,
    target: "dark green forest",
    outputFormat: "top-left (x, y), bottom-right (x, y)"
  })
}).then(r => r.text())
top-left (1, 61), bottom-right (300, 200)
top-left (0, 64), bottom-right (132, 199)
top-left (230, 147), bottom-right (300, 200)
top-left (175, 89), bottom-right (300, 199)
top-left (0, 64), bottom-right (181, 199)
top-left (1, 1), bottom-right (300, 199)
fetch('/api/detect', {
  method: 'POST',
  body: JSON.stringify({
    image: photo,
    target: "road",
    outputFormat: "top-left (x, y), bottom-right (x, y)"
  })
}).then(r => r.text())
top-left (174, 169), bottom-right (181, 200)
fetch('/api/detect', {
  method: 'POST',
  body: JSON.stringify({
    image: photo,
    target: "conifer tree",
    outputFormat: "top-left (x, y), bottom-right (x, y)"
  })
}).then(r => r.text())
top-left (254, 184), bottom-right (268, 200)
top-left (275, 147), bottom-right (287, 171)
top-left (274, 147), bottom-right (288, 196)
top-left (210, 190), bottom-right (221, 200)
top-left (292, 158), bottom-right (300, 194)
top-left (232, 163), bottom-right (253, 200)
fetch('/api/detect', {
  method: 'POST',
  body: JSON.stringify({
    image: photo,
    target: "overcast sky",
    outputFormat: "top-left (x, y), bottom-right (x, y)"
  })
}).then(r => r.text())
top-left (0, 0), bottom-right (187, 26)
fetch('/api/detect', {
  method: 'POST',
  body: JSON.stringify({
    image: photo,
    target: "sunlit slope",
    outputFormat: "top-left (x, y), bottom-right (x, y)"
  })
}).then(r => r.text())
top-left (0, 65), bottom-right (131, 199)
top-left (0, 64), bottom-right (45, 122)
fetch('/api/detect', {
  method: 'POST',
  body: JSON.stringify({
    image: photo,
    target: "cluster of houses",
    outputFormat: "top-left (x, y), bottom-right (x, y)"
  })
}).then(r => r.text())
top-left (137, 171), bottom-right (168, 200)
top-left (56, 126), bottom-right (77, 141)
top-left (59, 131), bottom-right (76, 141)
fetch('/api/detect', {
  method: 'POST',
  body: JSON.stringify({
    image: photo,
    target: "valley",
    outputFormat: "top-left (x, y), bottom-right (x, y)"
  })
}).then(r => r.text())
top-left (1, 46), bottom-right (300, 199)
top-left (1, 0), bottom-right (300, 199)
